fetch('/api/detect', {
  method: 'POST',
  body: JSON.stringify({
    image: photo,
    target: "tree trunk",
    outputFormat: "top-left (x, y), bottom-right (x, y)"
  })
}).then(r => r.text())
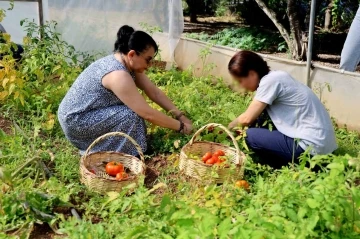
top-left (253, 0), bottom-right (295, 57)
top-left (186, 0), bottom-right (198, 23)
top-left (324, 0), bottom-right (334, 30)
top-left (287, 0), bottom-right (306, 60)
top-left (190, 11), bottom-right (197, 23)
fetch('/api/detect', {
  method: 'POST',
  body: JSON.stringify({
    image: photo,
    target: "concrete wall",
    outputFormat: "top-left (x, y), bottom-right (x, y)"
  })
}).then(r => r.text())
top-left (153, 34), bottom-right (360, 131)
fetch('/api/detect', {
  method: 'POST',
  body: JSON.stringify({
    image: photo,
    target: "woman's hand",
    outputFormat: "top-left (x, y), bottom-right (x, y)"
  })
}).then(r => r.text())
top-left (228, 117), bottom-right (240, 129)
top-left (183, 122), bottom-right (193, 135)
top-left (179, 115), bottom-right (192, 125)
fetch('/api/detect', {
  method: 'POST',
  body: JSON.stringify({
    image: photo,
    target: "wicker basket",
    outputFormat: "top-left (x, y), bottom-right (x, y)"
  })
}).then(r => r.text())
top-left (79, 132), bottom-right (146, 194)
top-left (179, 123), bottom-right (246, 183)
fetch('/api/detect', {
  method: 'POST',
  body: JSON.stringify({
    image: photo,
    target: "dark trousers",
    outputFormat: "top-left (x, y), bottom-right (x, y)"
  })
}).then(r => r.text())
top-left (245, 114), bottom-right (304, 169)
top-left (0, 43), bottom-right (23, 62)
top-left (12, 44), bottom-right (23, 62)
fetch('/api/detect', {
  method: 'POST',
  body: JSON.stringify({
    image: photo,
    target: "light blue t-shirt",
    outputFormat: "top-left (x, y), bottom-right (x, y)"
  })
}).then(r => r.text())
top-left (255, 70), bottom-right (337, 155)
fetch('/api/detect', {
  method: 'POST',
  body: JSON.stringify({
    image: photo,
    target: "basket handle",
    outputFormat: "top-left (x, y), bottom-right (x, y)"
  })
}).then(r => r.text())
top-left (83, 132), bottom-right (144, 162)
top-left (189, 123), bottom-right (242, 163)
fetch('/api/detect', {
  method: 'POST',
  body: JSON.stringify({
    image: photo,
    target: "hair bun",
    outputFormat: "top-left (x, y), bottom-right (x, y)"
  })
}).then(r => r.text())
top-left (114, 25), bottom-right (135, 53)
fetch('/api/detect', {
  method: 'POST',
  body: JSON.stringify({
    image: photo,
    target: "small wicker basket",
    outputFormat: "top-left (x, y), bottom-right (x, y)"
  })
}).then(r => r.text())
top-left (79, 132), bottom-right (146, 194)
top-left (179, 123), bottom-right (246, 184)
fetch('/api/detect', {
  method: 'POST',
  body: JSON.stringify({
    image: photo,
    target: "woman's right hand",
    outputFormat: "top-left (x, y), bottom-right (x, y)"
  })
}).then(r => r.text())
top-left (183, 123), bottom-right (193, 135)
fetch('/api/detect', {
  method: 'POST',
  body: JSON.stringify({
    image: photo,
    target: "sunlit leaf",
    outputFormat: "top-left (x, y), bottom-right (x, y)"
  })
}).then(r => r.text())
top-left (174, 140), bottom-right (181, 149)
top-left (306, 198), bottom-right (320, 209)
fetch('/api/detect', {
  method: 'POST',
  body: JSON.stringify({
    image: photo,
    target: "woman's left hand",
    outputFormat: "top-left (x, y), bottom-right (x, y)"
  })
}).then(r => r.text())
top-left (228, 117), bottom-right (240, 129)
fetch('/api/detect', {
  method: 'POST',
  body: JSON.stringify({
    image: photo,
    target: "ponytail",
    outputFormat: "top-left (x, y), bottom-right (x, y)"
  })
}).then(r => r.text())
top-left (114, 25), bottom-right (158, 54)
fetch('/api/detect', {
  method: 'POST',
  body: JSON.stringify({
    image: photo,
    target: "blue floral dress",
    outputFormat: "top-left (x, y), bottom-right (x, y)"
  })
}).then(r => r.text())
top-left (58, 54), bottom-right (147, 156)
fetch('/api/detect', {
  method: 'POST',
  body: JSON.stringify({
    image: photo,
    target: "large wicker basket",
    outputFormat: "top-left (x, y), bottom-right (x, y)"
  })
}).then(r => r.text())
top-left (179, 123), bottom-right (246, 184)
top-left (79, 132), bottom-right (146, 194)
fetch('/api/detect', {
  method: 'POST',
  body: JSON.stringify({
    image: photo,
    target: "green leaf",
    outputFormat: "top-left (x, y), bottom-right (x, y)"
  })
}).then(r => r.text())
top-left (228, 112), bottom-right (236, 121)
top-left (306, 213), bottom-right (320, 231)
top-left (327, 162), bottom-right (344, 171)
top-left (160, 194), bottom-right (171, 210)
top-left (298, 207), bottom-right (308, 219)
top-left (285, 208), bottom-right (298, 222)
top-left (306, 198), bottom-right (320, 209)
top-left (242, 140), bottom-right (249, 151)
top-left (250, 230), bottom-right (266, 239)
top-left (0, 166), bottom-right (12, 185)
top-left (218, 218), bottom-right (232, 238)
top-left (51, 65), bottom-right (61, 73)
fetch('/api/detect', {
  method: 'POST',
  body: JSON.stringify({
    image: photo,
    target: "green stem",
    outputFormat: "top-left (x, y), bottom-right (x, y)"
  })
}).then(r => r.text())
top-left (11, 156), bottom-right (40, 178)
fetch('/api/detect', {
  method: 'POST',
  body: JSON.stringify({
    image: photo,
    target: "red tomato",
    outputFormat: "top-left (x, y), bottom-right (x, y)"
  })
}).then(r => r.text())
top-left (206, 157), bottom-right (216, 165)
top-left (116, 172), bottom-right (123, 180)
top-left (116, 172), bottom-right (129, 180)
top-left (214, 156), bottom-right (221, 163)
top-left (235, 180), bottom-right (250, 190)
top-left (105, 162), bottom-right (124, 176)
top-left (214, 150), bottom-right (225, 157)
top-left (122, 172), bottom-right (129, 179)
top-left (202, 152), bottom-right (212, 163)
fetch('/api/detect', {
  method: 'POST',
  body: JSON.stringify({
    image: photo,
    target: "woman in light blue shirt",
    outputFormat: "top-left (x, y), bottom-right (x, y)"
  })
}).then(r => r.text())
top-left (228, 51), bottom-right (337, 168)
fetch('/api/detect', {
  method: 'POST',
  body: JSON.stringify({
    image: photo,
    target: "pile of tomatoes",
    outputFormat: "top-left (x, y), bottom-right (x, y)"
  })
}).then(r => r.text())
top-left (201, 149), bottom-right (228, 166)
top-left (105, 161), bottom-right (129, 180)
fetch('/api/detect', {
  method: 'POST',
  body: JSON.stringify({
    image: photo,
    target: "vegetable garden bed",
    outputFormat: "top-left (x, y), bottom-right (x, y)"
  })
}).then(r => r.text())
top-left (2, 66), bottom-right (360, 238)
top-left (1, 21), bottom-right (360, 239)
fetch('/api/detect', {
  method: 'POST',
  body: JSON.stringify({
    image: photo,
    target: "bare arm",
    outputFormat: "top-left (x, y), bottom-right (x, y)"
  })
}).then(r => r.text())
top-left (228, 100), bottom-right (267, 129)
top-left (102, 71), bottom-right (191, 133)
top-left (135, 72), bottom-right (192, 124)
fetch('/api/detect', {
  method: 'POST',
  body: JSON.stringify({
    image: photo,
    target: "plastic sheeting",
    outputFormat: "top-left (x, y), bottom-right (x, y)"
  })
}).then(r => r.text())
top-left (45, 0), bottom-right (184, 58)
top-left (0, 1), bottom-right (39, 44)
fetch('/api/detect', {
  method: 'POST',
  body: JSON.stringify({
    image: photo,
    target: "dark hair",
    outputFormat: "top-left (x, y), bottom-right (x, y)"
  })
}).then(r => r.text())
top-left (228, 50), bottom-right (270, 79)
top-left (114, 25), bottom-right (158, 55)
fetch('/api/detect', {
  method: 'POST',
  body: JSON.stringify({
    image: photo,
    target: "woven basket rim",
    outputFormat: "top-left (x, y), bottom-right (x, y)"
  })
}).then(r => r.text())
top-left (182, 140), bottom-right (238, 148)
top-left (80, 151), bottom-right (145, 180)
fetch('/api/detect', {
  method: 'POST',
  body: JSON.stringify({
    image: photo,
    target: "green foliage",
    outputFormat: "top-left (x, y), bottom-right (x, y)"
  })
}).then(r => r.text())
top-left (215, 0), bottom-right (229, 17)
top-left (1, 18), bottom-right (360, 239)
top-left (186, 27), bottom-right (287, 52)
top-left (146, 68), bottom-right (249, 153)
top-left (330, 0), bottom-right (360, 30)
top-left (0, 20), bottom-right (100, 132)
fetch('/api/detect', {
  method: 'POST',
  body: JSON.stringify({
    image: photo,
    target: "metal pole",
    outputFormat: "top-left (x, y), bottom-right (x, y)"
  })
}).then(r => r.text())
top-left (306, 0), bottom-right (317, 86)
top-left (38, 0), bottom-right (44, 27)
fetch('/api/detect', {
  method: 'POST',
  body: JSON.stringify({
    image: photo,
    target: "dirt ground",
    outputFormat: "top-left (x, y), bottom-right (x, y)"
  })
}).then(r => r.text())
top-left (184, 16), bottom-right (360, 72)
top-left (0, 116), bottom-right (12, 134)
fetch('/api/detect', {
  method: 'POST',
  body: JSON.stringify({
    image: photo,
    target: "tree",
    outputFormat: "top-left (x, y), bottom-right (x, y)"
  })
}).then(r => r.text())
top-left (324, 0), bottom-right (334, 30)
top-left (254, 0), bottom-right (309, 60)
top-left (185, 0), bottom-right (200, 22)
